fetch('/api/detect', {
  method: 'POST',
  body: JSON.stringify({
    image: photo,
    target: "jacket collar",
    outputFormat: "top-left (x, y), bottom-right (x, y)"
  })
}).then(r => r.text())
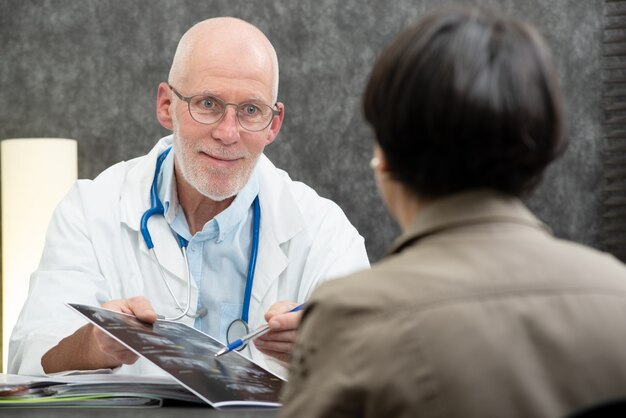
top-left (388, 189), bottom-right (552, 256)
top-left (120, 136), bottom-right (184, 280)
top-left (120, 136), bottom-right (172, 231)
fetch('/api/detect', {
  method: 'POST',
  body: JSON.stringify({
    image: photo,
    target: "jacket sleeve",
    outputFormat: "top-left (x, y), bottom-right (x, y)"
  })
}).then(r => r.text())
top-left (280, 280), bottom-right (436, 418)
top-left (279, 291), bottom-right (368, 418)
top-left (8, 182), bottom-right (111, 375)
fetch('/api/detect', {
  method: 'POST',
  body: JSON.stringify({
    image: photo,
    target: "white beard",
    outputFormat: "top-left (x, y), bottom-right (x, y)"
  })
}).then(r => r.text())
top-left (172, 120), bottom-right (259, 202)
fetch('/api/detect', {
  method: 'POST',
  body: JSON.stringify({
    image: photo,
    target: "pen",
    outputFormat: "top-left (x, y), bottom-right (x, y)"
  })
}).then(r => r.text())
top-left (214, 304), bottom-right (305, 357)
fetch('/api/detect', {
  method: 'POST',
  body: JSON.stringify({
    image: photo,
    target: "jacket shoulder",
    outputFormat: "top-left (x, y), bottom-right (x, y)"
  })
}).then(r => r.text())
top-left (70, 154), bottom-right (147, 212)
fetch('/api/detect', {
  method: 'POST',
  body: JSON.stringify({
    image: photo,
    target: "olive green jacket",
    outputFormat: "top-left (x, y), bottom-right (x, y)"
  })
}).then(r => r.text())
top-left (281, 190), bottom-right (626, 418)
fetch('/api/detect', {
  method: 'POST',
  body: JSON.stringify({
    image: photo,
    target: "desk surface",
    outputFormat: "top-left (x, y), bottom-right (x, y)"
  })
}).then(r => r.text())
top-left (0, 407), bottom-right (278, 417)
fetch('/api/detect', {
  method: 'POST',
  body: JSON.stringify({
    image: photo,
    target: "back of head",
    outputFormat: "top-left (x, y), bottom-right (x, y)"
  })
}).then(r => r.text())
top-left (363, 7), bottom-right (564, 198)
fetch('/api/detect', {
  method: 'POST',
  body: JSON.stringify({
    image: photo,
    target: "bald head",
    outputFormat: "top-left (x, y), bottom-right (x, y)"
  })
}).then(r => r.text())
top-left (168, 17), bottom-right (279, 103)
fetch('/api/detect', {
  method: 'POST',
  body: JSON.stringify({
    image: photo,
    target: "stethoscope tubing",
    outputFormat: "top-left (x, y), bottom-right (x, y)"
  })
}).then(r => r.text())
top-left (241, 196), bottom-right (260, 323)
top-left (140, 147), bottom-right (260, 325)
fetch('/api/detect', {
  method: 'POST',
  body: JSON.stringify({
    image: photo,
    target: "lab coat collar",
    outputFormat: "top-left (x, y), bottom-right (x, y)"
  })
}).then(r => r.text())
top-left (120, 135), bottom-right (185, 281)
top-left (388, 189), bottom-right (552, 256)
top-left (120, 135), bottom-right (172, 231)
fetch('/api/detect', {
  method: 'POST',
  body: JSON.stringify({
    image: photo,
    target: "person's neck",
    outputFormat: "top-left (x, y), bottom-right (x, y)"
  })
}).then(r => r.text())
top-left (387, 183), bottom-right (429, 232)
top-left (175, 170), bottom-right (235, 236)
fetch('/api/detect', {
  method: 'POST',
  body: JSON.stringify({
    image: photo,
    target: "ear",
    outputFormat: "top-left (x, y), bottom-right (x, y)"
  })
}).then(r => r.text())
top-left (373, 144), bottom-right (390, 173)
top-left (156, 82), bottom-right (174, 131)
top-left (264, 102), bottom-right (285, 145)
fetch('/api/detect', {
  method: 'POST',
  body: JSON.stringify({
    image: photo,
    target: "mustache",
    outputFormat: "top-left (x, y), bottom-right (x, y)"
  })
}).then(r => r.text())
top-left (199, 147), bottom-right (251, 160)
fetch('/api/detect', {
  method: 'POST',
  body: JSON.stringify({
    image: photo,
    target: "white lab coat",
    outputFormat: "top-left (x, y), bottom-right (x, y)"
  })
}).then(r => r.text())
top-left (9, 136), bottom-right (369, 378)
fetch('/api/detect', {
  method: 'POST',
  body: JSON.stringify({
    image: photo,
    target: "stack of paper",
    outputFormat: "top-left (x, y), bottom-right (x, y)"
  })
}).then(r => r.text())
top-left (0, 373), bottom-right (203, 407)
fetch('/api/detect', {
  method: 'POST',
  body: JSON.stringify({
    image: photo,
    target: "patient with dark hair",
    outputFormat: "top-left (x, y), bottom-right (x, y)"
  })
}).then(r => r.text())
top-left (281, 7), bottom-right (626, 418)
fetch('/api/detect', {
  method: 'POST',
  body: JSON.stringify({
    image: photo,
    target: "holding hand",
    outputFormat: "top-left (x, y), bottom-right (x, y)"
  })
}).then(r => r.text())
top-left (92, 297), bottom-right (158, 366)
top-left (42, 296), bottom-right (157, 373)
top-left (253, 300), bottom-right (303, 363)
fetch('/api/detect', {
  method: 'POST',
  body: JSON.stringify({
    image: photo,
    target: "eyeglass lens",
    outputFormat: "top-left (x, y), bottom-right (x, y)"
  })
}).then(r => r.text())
top-left (188, 95), bottom-right (275, 131)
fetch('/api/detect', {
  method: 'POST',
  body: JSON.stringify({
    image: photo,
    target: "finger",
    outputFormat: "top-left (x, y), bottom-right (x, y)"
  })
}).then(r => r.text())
top-left (267, 310), bottom-right (302, 332)
top-left (101, 300), bottom-right (131, 314)
top-left (254, 339), bottom-right (294, 353)
top-left (92, 324), bottom-right (140, 366)
top-left (112, 350), bottom-right (140, 365)
top-left (264, 300), bottom-right (299, 322)
top-left (256, 330), bottom-right (297, 343)
top-left (92, 326), bottom-right (128, 353)
top-left (102, 297), bottom-right (157, 323)
top-left (125, 296), bottom-right (158, 323)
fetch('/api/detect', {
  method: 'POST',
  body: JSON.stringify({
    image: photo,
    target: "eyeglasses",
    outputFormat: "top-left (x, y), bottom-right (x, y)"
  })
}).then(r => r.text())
top-left (169, 85), bottom-right (280, 132)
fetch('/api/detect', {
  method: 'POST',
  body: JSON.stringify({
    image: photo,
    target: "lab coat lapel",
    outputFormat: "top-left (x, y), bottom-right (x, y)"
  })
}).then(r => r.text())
top-left (250, 155), bottom-right (304, 305)
top-left (120, 136), bottom-right (187, 281)
top-left (252, 226), bottom-right (288, 305)
top-left (144, 216), bottom-right (187, 280)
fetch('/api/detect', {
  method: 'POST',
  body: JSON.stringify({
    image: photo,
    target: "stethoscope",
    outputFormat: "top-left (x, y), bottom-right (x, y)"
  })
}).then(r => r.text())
top-left (139, 147), bottom-right (260, 350)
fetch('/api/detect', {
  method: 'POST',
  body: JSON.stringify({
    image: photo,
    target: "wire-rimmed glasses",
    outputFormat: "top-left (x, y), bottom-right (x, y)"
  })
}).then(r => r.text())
top-left (169, 85), bottom-right (279, 132)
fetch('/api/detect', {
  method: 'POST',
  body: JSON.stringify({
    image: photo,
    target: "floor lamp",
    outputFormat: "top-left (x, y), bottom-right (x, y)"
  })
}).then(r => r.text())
top-left (1, 138), bottom-right (77, 372)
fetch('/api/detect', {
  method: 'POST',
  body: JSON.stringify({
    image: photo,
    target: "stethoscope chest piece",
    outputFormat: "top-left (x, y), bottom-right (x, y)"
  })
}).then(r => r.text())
top-left (226, 319), bottom-right (250, 351)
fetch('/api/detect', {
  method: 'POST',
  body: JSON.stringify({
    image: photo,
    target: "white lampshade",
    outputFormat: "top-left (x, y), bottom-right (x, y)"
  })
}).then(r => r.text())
top-left (1, 138), bottom-right (77, 372)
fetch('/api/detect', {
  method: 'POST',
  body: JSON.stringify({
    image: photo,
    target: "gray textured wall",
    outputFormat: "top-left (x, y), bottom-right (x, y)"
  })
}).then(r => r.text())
top-left (0, 0), bottom-right (605, 262)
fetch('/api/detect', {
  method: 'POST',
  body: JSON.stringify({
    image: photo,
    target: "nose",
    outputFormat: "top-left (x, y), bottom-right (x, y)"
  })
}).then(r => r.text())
top-left (212, 105), bottom-right (240, 145)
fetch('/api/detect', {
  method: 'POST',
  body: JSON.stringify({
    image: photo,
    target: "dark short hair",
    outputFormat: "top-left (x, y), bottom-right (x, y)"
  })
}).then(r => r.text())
top-left (363, 7), bottom-right (565, 198)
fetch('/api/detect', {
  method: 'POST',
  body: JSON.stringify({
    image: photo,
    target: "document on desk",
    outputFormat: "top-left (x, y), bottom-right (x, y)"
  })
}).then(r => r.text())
top-left (66, 303), bottom-right (284, 409)
top-left (0, 373), bottom-right (195, 407)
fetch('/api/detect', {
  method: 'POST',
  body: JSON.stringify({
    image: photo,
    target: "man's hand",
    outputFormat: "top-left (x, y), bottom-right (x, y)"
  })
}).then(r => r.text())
top-left (253, 300), bottom-right (302, 363)
top-left (92, 297), bottom-right (158, 365)
top-left (42, 296), bottom-right (157, 373)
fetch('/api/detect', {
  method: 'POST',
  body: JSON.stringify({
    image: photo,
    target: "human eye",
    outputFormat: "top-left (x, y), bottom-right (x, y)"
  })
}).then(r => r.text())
top-left (192, 96), bottom-right (222, 112)
top-left (241, 103), bottom-right (261, 116)
top-left (201, 97), bottom-right (216, 109)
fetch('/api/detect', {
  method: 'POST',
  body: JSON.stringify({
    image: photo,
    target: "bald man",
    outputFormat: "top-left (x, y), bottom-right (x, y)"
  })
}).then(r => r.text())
top-left (9, 17), bottom-right (369, 379)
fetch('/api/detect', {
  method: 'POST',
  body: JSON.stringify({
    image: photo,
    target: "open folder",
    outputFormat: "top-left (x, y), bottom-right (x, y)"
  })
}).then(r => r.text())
top-left (62, 303), bottom-right (285, 408)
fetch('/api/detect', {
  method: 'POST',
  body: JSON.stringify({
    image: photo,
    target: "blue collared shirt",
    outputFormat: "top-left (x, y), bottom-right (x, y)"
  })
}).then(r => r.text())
top-left (157, 149), bottom-right (259, 344)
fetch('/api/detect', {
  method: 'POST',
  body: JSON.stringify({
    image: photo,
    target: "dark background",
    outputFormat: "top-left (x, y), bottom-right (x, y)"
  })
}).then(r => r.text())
top-left (0, 0), bottom-right (607, 262)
